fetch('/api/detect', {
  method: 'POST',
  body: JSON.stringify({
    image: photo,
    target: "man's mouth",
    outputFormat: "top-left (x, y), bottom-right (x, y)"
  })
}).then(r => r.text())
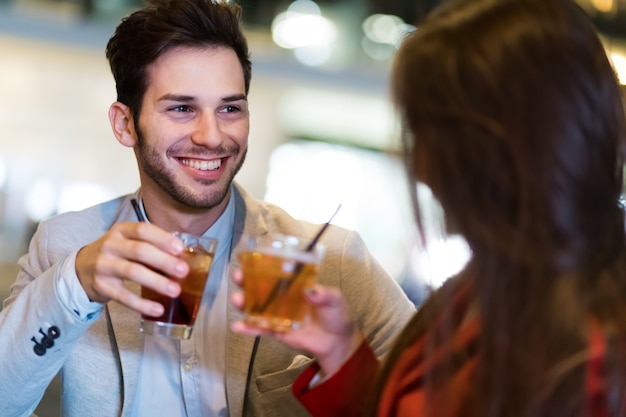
top-left (180, 158), bottom-right (223, 171)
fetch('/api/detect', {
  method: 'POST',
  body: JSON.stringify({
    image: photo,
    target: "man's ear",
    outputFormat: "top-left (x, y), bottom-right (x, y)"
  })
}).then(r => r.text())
top-left (109, 101), bottom-right (137, 148)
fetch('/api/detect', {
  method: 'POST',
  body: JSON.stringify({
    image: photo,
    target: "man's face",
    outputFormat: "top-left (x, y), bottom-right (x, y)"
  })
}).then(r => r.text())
top-left (134, 46), bottom-right (249, 209)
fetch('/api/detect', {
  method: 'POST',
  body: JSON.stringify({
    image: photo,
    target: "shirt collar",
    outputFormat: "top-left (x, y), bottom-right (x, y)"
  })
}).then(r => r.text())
top-left (135, 186), bottom-right (235, 259)
top-left (201, 186), bottom-right (235, 259)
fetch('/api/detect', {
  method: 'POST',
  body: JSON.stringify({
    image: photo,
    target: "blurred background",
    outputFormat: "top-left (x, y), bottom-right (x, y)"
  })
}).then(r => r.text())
top-left (0, 0), bottom-right (625, 414)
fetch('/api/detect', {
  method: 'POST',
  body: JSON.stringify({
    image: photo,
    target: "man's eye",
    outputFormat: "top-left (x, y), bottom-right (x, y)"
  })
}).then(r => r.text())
top-left (170, 105), bottom-right (192, 112)
top-left (220, 105), bottom-right (240, 113)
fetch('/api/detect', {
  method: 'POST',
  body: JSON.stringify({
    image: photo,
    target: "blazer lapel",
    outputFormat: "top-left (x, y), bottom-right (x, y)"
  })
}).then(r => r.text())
top-left (225, 281), bottom-right (258, 416)
top-left (106, 284), bottom-right (145, 415)
top-left (105, 195), bottom-right (146, 415)
top-left (225, 184), bottom-right (269, 416)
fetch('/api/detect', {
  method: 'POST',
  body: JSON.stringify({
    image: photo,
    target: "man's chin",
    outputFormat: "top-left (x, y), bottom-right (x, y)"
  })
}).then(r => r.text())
top-left (171, 184), bottom-right (230, 210)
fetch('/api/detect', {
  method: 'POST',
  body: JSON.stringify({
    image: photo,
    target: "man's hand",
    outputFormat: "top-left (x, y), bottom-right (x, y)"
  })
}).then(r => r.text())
top-left (75, 222), bottom-right (189, 317)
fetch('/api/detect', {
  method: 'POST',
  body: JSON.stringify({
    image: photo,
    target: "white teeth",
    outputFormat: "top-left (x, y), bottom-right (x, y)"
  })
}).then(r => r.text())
top-left (181, 158), bottom-right (222, 171)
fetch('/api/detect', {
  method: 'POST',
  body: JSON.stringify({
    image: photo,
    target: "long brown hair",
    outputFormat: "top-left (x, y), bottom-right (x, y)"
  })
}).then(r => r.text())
top-left (376, 0), bottom-right (626, 415)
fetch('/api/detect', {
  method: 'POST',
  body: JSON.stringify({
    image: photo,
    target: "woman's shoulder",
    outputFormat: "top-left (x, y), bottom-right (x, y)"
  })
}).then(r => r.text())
top-left (378, 275), bottom-right (479, 416)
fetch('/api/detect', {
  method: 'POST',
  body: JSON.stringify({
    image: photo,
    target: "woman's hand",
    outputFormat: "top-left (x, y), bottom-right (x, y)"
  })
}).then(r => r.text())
top-left (230, 268), bottom-right (364, 378)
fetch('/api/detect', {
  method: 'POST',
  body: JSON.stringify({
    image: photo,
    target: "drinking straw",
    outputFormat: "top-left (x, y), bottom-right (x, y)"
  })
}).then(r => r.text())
top-left (256, 204), bottom-right (341, 314)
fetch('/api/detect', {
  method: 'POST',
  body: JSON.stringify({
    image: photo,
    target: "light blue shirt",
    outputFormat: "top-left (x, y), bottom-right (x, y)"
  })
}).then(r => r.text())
top-left (133, 191), bottom-right (235, 417)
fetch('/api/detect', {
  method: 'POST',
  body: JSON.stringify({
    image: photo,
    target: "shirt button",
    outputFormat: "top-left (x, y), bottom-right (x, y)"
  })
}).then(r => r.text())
top-left (184, 362), bottom-right (193, 371)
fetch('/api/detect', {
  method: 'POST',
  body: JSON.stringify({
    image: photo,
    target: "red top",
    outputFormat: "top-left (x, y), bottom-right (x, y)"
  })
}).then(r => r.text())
top-left (293, 284), bottom-right (608, 417)
top-left (293, 340), bottom-right (379, 417)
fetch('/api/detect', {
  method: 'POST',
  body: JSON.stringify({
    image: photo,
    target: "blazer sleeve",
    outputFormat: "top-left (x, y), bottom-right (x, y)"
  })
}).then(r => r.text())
top-left (331, 230), bottom-right (415, 359)
top-left (0, 221), bottom-right (100, 417)
top-left (293, 340), bottom-right (379, 417)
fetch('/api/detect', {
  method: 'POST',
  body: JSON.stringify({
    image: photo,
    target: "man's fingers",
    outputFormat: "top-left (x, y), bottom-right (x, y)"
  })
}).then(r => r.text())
top-left (126, 221), bottom-right (184, 255)
top-left (122, 261), bottom-right (181, 298)
top-left (95, 277), bottom-right (165, 317)
top-left (231, 291), bottom-right (244, 309)
top-left (231, 267), bottom-right (243, 286)
top-left (106, 232), bottom-right (188, 280)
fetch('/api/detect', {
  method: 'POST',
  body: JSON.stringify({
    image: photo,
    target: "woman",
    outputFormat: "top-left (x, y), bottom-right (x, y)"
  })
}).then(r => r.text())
top-left (233, 0), bottom-right (626, 415)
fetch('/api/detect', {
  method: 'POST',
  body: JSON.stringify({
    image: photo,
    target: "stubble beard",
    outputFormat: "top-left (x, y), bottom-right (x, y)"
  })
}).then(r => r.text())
top-left (135, 126), bottom-right (247, 209)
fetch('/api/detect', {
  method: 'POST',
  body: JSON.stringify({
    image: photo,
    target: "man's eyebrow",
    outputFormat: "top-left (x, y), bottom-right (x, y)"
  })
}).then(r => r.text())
top-left (158, 94), bottom-right (195, 103)
top-left (222, 94), bottom-right (247, 103)
top-left (157, 94), bottom-right (247, 103)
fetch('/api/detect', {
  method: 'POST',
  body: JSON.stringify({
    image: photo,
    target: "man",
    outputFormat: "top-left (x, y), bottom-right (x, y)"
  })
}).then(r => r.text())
top-left (0, 1), bottom-right (414, 416)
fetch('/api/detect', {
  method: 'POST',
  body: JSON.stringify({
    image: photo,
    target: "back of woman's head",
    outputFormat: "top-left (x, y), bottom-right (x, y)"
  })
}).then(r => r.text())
top-left (386, 0), bottom-right (626, 415)
top-left (393, 0), bottom-right (625, 273)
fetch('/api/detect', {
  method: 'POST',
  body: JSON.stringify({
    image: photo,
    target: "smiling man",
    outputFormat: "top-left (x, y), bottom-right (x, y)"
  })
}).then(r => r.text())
top-left (0, 1), bottom-right (414, 416)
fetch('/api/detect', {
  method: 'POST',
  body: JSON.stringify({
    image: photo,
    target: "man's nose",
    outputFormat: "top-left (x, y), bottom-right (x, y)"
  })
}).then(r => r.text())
top-left (191, 113), bottom-right (223, 148)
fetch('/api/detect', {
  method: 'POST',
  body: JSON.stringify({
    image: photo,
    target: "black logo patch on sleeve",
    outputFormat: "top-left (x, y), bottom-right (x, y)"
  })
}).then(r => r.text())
top-left (31, 326), bottom-right (61, 356)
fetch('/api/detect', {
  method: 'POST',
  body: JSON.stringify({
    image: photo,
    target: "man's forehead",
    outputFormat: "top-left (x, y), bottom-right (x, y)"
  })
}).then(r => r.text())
top-left (148, 45), bottom-right (236, 72)
top-left (144, 45), bottom-right (245, 95)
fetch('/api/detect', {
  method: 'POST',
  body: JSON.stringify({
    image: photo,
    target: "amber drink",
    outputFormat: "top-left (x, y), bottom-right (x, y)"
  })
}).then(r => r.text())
top-left (238, 234), bottom-right (324, 332)
top-left (140, 232), bottom-right (218, 339)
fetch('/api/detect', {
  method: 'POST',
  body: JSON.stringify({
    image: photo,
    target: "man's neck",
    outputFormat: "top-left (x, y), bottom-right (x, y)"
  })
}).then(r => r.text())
top-left (139, 187), bottom-right (231, 236)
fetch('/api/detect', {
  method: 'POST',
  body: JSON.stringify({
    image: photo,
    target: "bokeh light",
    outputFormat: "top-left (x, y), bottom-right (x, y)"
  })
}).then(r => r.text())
top-left (610, 51), bottom-right (626, 84)
top-left (271, 0), bottom-right (336, 49)
top-left (271, 0), bottom-right (337, 66)
top-left (590, 0), bottom-right (615, 13)
top-left (361, 13), bottom-right (415, 60)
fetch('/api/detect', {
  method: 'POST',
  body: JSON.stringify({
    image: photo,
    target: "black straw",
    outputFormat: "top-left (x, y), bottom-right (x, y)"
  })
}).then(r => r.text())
top-left (255, 204), bottom-right (341, 314)
top-left (131, 198), bottom-right (146, 222)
